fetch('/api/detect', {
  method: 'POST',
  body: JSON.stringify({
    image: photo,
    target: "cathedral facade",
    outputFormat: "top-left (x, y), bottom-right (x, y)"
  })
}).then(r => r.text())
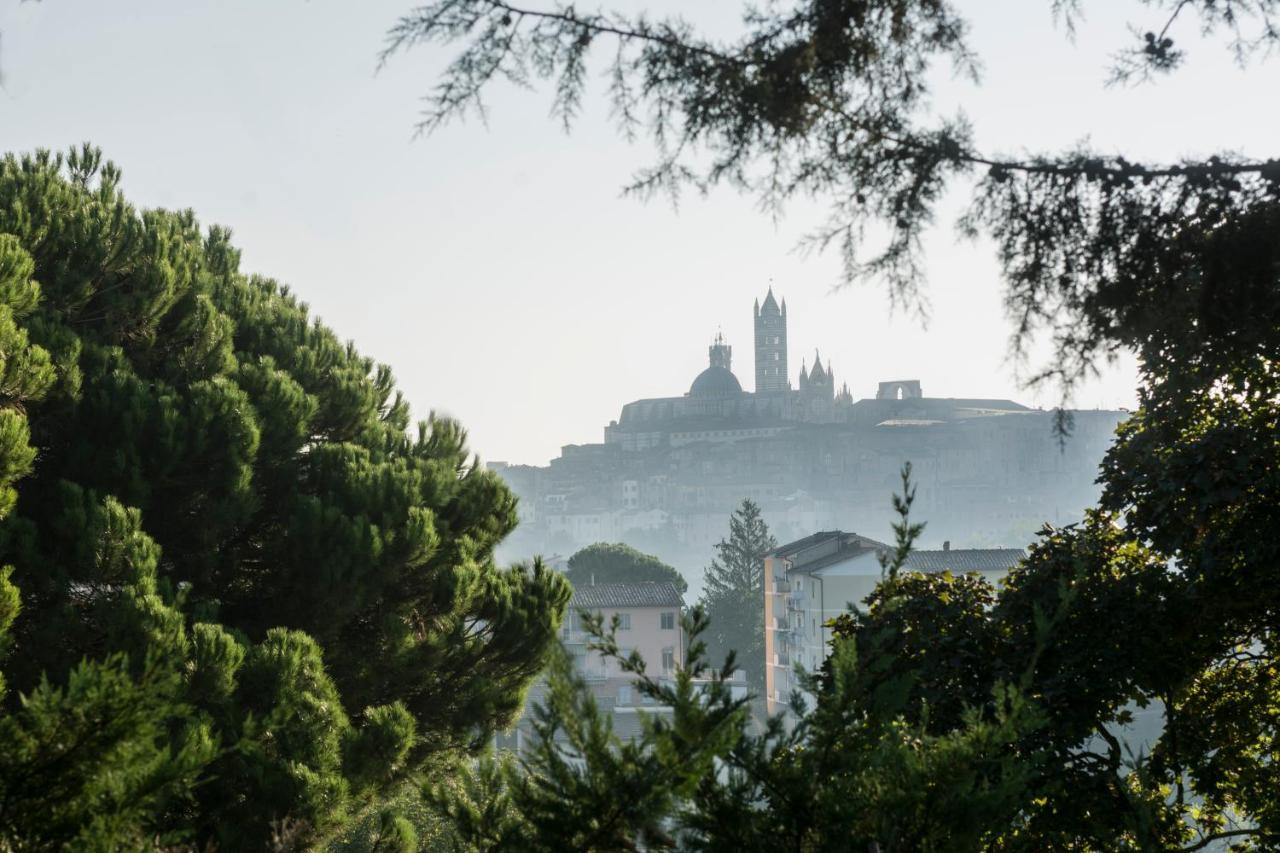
top-left (605, 287), bottom-right (900, 451)
top-left (494, 290), bottom-right (1127, 581)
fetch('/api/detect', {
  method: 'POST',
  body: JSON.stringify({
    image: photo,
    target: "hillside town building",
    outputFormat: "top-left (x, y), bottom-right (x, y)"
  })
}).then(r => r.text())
top-left (492, 289), bottom-right (1125, 580)
top-left (763, 532), bottom-right (1026, 716)
top-left (496, 580), bottom-right (747, 753)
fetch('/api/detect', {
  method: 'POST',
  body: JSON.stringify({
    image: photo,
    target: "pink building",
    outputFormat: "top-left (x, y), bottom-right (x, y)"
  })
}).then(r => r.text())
top-left (563, 581), bottom-right (686, 708)
top-left (496, 580), bottom-right (751, 753)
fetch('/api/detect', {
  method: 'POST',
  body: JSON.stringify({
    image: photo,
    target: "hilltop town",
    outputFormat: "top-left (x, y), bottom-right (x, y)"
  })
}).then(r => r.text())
top-left (494, 290), bottom-right (1125, 581)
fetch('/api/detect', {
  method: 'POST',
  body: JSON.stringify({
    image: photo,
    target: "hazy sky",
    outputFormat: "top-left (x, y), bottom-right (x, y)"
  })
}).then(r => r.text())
top-left (3, 1), bottom-right (1276, 465)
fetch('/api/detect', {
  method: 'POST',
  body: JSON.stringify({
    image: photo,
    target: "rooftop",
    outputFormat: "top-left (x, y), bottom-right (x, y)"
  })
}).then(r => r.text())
top-left (689, 365), bottom-right (743, 398)
top-left (570, 581), bottom-right (685, 609)
top-left (773, 530), bottom-right (892, 575)
top-left (774, 532), bottom-right (1027, 576)
top-left (902, 548), bottom-right (1027, 573)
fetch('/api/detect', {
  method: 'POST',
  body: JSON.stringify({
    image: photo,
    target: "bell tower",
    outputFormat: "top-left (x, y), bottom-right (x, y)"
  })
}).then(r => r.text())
top-left (754, 287), bottom-right (789, 393)
top-left (708, 330), bottom-right (732, 370)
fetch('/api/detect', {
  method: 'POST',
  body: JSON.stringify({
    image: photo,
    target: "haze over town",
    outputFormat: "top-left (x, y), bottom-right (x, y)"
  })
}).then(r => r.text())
top-left (3, 1), bottom-right (1278, 848)
top-left (11, 0), bottom-right (1275, 466)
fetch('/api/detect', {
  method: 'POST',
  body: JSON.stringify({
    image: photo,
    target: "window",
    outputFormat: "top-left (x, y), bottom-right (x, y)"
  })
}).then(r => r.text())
top-left (617, 685), bottom-right (632, 706)
top-left (661, 611), bottom-right (675, 630)
top-left (618, 613), bottom-right (631, 631)
top-left (662, 647), bottom-right (676, 673)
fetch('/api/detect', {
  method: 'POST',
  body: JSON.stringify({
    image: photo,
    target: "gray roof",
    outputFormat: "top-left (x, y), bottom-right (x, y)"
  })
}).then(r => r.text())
top-left (570, 581), bottom-right (685, 609)
top-left (689, 365), bottom-right (743, 398)
top-left (902, 548), bottom-right (1026, 573)
top-left (774, 531), bottom-right (892, 575)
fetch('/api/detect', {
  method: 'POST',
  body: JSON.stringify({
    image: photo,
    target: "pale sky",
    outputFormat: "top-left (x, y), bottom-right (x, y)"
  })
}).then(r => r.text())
top-left (3, 1), bottom-right (1276, 465)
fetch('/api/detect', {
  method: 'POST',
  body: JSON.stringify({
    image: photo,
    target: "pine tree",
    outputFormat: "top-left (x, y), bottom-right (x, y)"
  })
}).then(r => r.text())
top-left (430, 491), bottom-right (1043, 850)
top-left (565, 542), bottom-right (687, 594)
top-left (0, 146), bottom-right (570, 848)
top-left (700, 499), bottom-right (775, 695)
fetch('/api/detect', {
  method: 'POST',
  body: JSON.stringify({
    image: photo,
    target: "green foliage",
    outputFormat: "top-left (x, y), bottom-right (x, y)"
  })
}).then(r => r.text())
top-left (699, 498), bottom-right (775, 694)
top-left (371, 808), bottom-right (420, 853)
top-left (0, 147), bottom-right (570, 848)
top-left (347, 702), bottom-right (419, 791)
top-left (0, 567), bottom-right (19, 701)
top-left (0, 654), bottom-right (216, 850)
top-left (431, 458), bottom-right (1280, 849)
top-left (430, 575), bottom-right (1042, 851)
top-left (565, 541), bottom-right (687, 594)
top-left (433, 608), bottom-right (750, 852)
top-left (397, 5), bottom-right (1280, 847)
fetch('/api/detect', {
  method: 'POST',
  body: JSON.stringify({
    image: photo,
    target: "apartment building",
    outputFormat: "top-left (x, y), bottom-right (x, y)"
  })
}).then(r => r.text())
top-left (500, 580), bottom-right (728, 754)
top-left (764, 531), bottom-right (1026, 717)
top-left (563, 581), bottom-right (687, 708)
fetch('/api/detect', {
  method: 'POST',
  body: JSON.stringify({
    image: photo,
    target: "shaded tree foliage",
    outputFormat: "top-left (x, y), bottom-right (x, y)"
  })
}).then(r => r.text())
top-left (394, 6), bottom-right (1280, 847)
top-left (433, 491), bottom-right (1051, 851)
top-left (436, 465), bottom-right (1280, 850)
top-left (0, 146), bottom-right (570, 848)
top-left (566, 542), bottom-right (687, 594)
top-left (699, 499), bottom-right (775, 695)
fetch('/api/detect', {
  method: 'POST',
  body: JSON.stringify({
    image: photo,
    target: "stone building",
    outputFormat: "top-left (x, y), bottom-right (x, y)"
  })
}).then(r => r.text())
top-left (492, 290), bottom-right (1126, 587)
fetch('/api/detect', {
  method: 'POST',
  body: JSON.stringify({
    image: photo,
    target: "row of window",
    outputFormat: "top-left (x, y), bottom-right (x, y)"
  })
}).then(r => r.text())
top-left (614, 611), bottom-right (678, 631)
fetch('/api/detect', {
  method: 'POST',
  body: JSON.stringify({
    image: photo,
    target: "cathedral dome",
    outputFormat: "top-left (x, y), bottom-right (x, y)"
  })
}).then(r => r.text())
top-left (689, 365), bottom-right (743, 397)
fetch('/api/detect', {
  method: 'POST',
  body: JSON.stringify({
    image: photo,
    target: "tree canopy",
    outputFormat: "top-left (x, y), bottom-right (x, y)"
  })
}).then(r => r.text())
top-left (0, 146), bottom-right (569, 849)
top-left (565, 542), bottom-right (687, 594)
top-left (400, 3), bottom-right (1280, 849)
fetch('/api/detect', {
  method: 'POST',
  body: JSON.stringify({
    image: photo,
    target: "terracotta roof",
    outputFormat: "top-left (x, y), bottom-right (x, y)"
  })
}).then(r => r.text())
top-left (570, 581), bottom-right (685, 609)
top-left (902, 548), bottom-right (1026, 573)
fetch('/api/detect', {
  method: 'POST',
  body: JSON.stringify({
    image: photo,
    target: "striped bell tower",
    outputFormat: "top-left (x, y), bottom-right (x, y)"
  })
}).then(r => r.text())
top-left (753, 287), bottom-right (789, 392)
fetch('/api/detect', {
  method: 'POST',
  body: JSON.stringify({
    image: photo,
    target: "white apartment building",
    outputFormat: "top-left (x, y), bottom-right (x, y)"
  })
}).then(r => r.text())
top-left (764, 531), bottom-right (1026, 717)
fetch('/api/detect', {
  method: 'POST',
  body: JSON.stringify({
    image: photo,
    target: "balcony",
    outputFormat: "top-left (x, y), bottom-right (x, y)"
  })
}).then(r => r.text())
top-left (561, 627), bottom-right (590, 646)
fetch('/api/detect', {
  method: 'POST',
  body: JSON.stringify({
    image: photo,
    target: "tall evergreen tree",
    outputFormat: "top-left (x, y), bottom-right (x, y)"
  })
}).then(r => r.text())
top-left (0, 146), bottom-right (570, 848)
top-left (700, 499), bottom-right (775, 694)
